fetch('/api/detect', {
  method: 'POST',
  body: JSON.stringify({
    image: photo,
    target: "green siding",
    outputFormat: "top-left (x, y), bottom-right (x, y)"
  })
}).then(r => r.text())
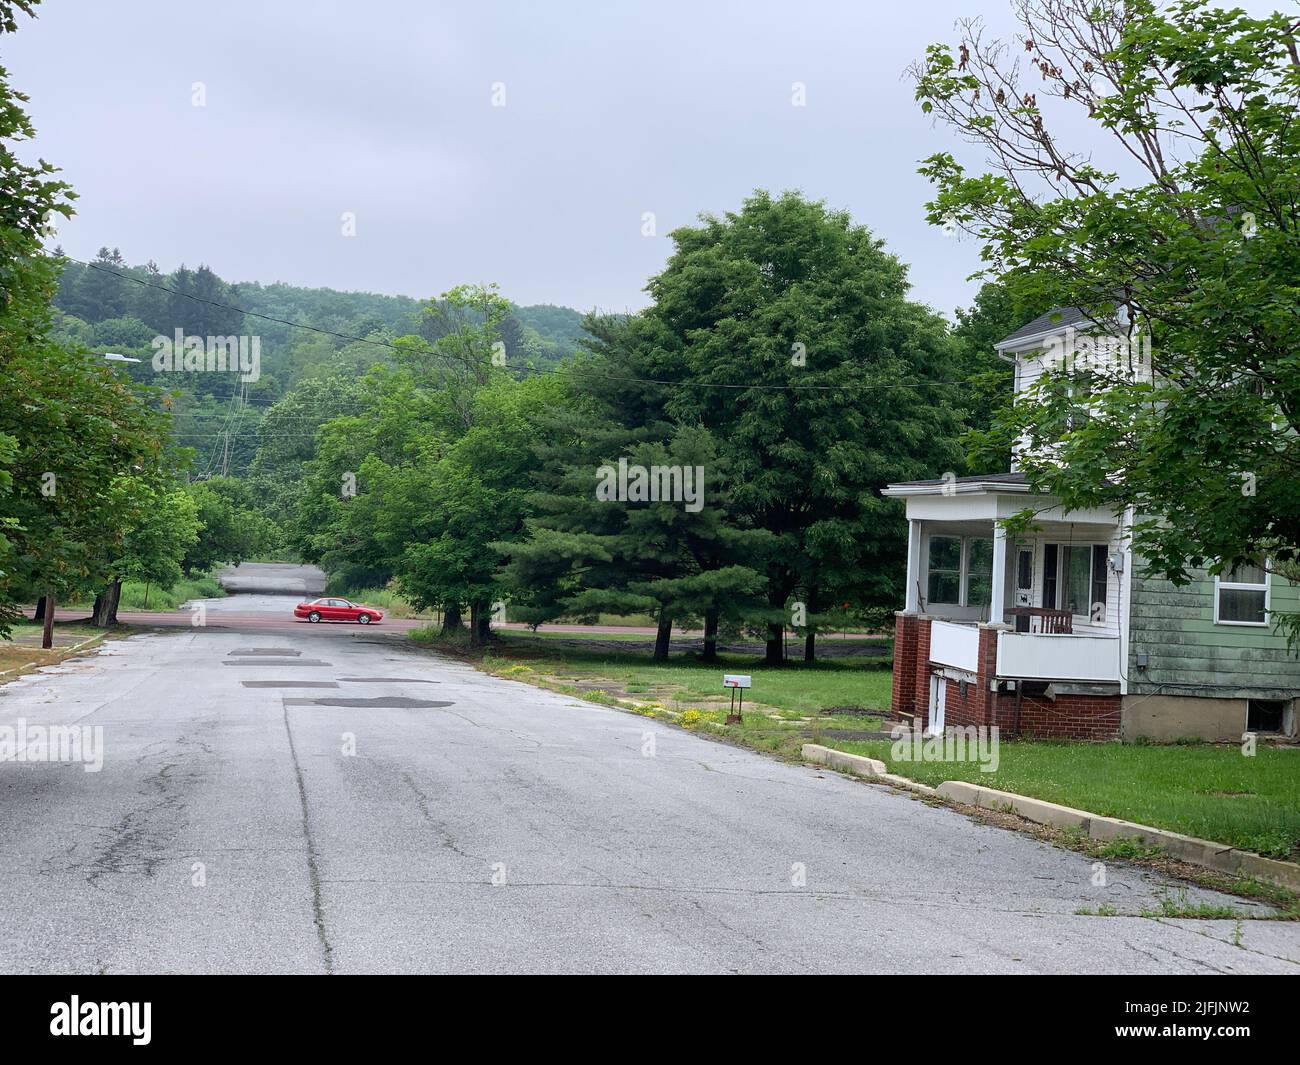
top-left (1129, 566), bottom-right (1300, 697)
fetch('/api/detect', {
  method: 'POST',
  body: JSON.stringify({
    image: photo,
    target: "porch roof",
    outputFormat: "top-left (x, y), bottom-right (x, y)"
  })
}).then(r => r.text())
top-left (884, 471), bottom-right (1120, 526)
top-left (882, 471), bottom-right (1030, 498)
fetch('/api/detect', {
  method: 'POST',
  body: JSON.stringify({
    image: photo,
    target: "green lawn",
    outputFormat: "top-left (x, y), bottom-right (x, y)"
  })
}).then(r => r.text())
top-left (830, 736), bottom-right (1300, 860)
top-left (506, 629), bottom-right (653, 642)
top-left (65, 573), bottom-right (226, 612)
top-left (1, 621), bottom-right (106, 678)
top-left (480, 633), bottom-right (894, 717)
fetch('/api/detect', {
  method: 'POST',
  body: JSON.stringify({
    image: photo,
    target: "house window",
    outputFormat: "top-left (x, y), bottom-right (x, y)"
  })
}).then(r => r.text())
top-left (966, 538), bottom-right (994, 608)
top-left (927, 536), bottom-right (962, 605)
top-left (926, 535), bottom-right (993, 608)
top-left (1043, 543), bottom-right (1109, 621)
top-left (1215, 560), bottom-right (1268, 626)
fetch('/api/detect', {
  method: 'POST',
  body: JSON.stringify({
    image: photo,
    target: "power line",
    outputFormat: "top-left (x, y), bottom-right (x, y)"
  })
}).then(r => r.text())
top-left (65, 256), bottom-right (990, 395)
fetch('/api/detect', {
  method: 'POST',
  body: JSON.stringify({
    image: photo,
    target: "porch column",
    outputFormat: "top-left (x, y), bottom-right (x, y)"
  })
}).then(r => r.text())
top-left (904, 519), bottom-right (922, 612)
top-left (989, 523), bottom-right (1008, 624)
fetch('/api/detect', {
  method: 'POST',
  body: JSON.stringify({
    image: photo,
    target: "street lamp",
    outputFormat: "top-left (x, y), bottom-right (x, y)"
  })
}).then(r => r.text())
top-left (100, 352), bottom-right (141, 364)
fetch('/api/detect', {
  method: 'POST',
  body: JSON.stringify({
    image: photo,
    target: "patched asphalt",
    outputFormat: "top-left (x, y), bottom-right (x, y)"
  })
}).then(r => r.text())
top-left (0, 619), bottom-right (1297, 973)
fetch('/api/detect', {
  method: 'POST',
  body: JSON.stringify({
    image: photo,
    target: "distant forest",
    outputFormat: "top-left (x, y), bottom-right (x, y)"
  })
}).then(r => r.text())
top-left (51, 248), bottom-right (590, 478)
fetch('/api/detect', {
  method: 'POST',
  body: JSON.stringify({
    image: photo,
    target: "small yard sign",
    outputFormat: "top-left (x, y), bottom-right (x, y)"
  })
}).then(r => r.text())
top-left (723, 674), bottom-right (751, 723)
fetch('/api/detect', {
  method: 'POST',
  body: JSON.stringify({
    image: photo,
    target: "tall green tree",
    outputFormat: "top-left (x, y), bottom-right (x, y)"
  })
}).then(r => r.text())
top-left (91, 481), bottom-right (200, 625)
top-left (501, 414), bottom-right (769, 660)
top-left (399, 374), bottom-right (567, 644)
top-left (580, 190), bottom-right (965, 662)
top-left (0, 1), bottom-right (170, 641)
top-left (914, 0), bottom-right (1300, 637)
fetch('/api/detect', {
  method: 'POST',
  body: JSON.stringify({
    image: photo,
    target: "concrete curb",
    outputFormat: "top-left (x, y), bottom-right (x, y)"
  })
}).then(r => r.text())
top-left (801, 743), bottom-right (886, 778)
top-left (936, 781), bottom-right (1300, 891)
top-left (801, 744), bottom-right (937, 795)
top-left (877, 772), bottom-right (937, 796)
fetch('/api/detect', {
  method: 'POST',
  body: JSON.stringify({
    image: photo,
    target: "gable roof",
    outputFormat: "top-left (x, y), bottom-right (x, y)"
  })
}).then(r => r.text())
top-left (994, 306), bottom-right (1097, 351)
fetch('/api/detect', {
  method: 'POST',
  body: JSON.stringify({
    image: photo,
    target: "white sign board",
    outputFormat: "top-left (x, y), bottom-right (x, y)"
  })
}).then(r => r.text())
top-left (723, 674), bottom-right (751, 689)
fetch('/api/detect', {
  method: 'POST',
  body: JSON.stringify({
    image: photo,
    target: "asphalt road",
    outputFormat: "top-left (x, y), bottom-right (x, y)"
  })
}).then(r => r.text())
top-left (3, 568), bottom-right (1299, 973)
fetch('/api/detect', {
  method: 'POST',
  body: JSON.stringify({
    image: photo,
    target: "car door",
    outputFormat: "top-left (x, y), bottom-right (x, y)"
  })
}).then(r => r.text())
top-left (334, 599), bottom-right (359, 622)
top-left (320, 598), bottom-right (345, 621)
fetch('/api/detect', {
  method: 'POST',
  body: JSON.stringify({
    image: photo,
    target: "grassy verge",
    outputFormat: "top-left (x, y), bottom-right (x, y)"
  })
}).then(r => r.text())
top-left (64, 573), bottom-right (227, 612)
top-left (410, 626), bottom-right (891, 759)
top-left (822, 735), bottom-right (1300, 861)
top-left (0, 621), bottom-right (111, 682)
top-left (118, 574), bottom-right (225, 610)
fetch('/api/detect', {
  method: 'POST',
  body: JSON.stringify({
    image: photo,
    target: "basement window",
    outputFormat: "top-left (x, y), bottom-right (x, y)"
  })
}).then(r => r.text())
top-left (1247, 699), bottom-right (1284, 733)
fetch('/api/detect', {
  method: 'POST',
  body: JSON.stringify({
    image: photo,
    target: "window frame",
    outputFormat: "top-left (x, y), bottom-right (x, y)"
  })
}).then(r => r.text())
top-left (1213, 560), bottom-right (1270, 627)
top-left (925, 534), bottom-right (995, 610)
top-left (1043, 541), bottom-right (1110, 624)
top-left (925, 535), bottom-right (963, 607)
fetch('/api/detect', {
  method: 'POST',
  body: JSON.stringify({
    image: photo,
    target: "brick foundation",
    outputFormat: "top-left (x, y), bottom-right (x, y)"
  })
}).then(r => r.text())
top-left (889, 613), bottom-right (1121, 740)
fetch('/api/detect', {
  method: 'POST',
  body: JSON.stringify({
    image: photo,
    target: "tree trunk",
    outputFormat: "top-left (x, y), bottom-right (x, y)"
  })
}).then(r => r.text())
top-left (33, 596), bottom-right (45, 622)
top-left (765, 622), bottom-right (784, 665)
top-left (442, 602), bottom-right (463, 633)
top-left (765, 581), bottom-right (793, 664)
top-left (41, 591), bottom-right (55, 649)
top-left (804, 629), bottom-right (816, 663)
top-left (701, 607), bottom-right (719, 663)
top-left (653, 609), bottom-right (672, 662)
top-left (91, 580), bottom-right (122, 627)
top-left (469, 601), bottom-right (491, 646)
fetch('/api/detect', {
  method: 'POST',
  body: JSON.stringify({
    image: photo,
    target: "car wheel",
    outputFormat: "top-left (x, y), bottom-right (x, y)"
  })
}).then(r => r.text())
top-left (358, 613), bottom-right (371, 625)
top-left (308, 611), bottom-right (321, 623)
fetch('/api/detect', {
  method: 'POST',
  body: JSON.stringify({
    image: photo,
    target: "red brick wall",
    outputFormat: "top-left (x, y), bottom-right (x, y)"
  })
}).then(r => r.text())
top-left (913, 618), bottom-right (932, 729)
top-left (988, 690), bottom-right (1122, 740)
top-left (888, 614), bottom-right (1121, 740)
top-left (938, 675), bottom-right (983, 727)
top-left (890, 612), bottom-right (917, 717)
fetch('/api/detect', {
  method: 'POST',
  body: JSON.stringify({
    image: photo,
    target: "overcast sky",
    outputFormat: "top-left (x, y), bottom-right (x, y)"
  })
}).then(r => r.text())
top-left (7, 0), bottom-right (1276, 319)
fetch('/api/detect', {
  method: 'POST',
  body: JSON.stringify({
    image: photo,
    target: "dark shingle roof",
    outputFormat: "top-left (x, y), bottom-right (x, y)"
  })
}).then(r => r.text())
top-left (995, 307), bottom-right (1096, 348)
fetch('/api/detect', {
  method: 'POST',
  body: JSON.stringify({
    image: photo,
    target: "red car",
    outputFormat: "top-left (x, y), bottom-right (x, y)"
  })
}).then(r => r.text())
top-left (294, 597), bottom-right (384, 625)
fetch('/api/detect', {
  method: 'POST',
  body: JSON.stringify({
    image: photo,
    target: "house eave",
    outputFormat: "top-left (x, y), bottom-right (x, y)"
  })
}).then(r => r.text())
top-left (993, 327), bottom-right (1077, 353)
top-left (882, 481), bottom-right (1035, 498)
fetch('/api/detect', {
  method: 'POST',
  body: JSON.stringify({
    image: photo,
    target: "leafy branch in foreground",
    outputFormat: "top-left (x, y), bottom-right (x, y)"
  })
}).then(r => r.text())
top-left (914, 0), bottom-right (1300, 639)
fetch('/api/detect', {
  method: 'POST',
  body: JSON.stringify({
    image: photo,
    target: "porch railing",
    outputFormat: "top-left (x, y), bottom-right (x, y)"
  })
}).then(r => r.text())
top-left (929, 619), bottom-right (980, 673)
top-left (996, 631), bottom-right (1121, 682)
top-left (1005, 607), bottom-right (1073, 634)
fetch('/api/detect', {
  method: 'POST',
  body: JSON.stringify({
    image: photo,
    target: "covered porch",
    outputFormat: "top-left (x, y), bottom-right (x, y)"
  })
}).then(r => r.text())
top-left (884, 474), bottom-right (1127, 687)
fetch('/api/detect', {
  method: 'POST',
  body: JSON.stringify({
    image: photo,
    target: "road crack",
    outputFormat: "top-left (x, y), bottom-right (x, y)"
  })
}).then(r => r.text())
top-left (282, 700), bottom-right (335, 975)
